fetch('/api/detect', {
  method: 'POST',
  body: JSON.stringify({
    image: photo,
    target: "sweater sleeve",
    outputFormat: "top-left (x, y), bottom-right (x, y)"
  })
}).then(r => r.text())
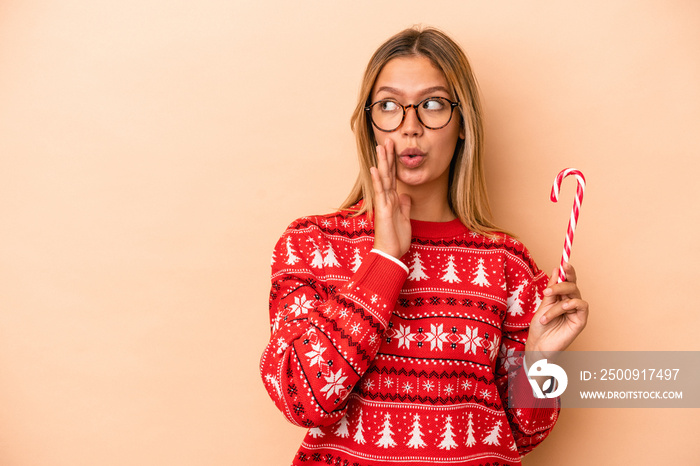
top-left (259, 219), bottom-right (408, 428)
top-left (494, 243), bottom-right (560, 456)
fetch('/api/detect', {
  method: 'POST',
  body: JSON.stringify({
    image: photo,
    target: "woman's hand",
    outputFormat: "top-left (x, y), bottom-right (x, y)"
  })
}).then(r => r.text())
top-left (525, 263), bottom-right (589, 363)
top-left (369, 139), bottom-right (412, 259)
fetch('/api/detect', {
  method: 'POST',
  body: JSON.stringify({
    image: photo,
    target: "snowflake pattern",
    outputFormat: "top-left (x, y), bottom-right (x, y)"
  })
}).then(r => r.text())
top-left (320, 369), bottom-right (348, 399)
top-left (426, 324), bottom-right (449, 351)
top-left (264, 210), bottom-right (556, 457)
top-left (500, 345), bottom-right (519, 371)
top-left (460, 326), bottom-right (483, 354)
top-left (395, 324), bottom-right (414, 349)
top-left (289, 294), bottom-right (314, 317)
top-left (487, 336), bottom-right (501, 362)
top-left (304, 342), bottom-right (326, 367)
top-left (385, 322), bottom-right (495, 357)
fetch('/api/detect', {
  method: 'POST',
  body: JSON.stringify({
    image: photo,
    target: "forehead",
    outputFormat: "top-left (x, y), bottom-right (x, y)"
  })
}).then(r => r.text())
top-left (372, 55), bottom-right (450, 98)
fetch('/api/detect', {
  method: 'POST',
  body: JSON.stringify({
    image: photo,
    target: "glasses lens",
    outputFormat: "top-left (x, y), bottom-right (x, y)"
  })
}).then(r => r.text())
top-left (370, 100), bottom-right (403, 131)
top-left (416, 98), bottom-right (452, 129)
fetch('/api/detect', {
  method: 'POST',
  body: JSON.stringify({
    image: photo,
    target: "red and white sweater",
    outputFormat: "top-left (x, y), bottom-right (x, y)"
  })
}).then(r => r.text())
top-left (260, 207), bottom-right (559, 466)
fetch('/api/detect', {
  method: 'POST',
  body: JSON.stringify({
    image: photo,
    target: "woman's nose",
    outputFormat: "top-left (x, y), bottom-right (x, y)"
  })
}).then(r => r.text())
top-left (401, 106), bottom-right (423, 136)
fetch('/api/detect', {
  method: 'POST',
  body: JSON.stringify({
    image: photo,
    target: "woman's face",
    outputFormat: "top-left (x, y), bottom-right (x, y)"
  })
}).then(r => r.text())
top-left (370, 55), bottom-right (464, 193)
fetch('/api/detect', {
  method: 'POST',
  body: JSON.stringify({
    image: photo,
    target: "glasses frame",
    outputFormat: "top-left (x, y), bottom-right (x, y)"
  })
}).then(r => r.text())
top-left (365, 97), bottom-right (460, 132)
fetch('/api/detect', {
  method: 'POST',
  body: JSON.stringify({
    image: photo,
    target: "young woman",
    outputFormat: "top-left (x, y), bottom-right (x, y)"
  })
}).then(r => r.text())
top-left (260, 26), bottom-right (588, 466)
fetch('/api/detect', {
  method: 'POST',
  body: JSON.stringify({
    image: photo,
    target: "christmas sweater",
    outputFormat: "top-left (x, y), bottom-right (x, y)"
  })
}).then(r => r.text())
top-left (260, 206), bottom-right (559, 466)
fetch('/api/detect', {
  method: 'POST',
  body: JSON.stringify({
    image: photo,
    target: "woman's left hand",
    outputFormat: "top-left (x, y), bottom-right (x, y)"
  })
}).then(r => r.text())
top-left (525, 263), bottom-right (589, 360)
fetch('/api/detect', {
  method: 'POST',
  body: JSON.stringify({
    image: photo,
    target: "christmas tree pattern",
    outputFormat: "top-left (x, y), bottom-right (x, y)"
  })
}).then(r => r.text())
top-left (440, 255), bottom-right (461, 283)
top-left (263, 209), bottom-right (558, 462)
top-left (533, 285), bottom-right (543, 313)
top-left (335, 413), bottom-right (350, 438)
top-left (482, 420), bottom-right (502, 446)
top-left (308, 427), bottom-right (325, 438)
top-left (438, 415), bottom-right (458, 450)
top-left (406, 414), bottom-right (426, 449)
top-left (408, 252), bottom-right (429, 281)
top-left (264, 374), bottom-right (283, 400)
top-left (375, 413), bottom-right (396, 448)
top-left (353, 409), bottom-right (366, 444)
top-left (507, 280), bottom-right (528, 316)
top-left (465, 412), bottom-right (477, 447)
top-left (323, 243), bottom-right (341, 268)
top-left (308, 238), bottom-right (323, 269)
top-left (285, 237), bottom-right (300, 265)
top-left (471, 257), bottom-right (491, 287)
top-left (351, 248), bottom-right (363, 273)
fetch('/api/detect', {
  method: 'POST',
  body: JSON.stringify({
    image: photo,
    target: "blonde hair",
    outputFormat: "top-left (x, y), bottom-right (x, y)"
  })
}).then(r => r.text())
top-left (342, 26), bottom-right (505, 236)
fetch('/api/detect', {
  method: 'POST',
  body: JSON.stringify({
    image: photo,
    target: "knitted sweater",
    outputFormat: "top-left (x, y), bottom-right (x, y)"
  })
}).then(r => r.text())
top-left (260, 207), bottom-right (559, 466)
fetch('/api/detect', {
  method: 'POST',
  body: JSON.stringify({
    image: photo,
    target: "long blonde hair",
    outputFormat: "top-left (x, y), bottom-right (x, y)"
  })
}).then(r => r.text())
top-left (342, 26), bottom-right (504, 236)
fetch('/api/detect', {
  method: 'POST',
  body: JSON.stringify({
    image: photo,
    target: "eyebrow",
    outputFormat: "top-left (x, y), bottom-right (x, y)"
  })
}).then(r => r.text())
top-left (374, 85), bottom-right (451, 97)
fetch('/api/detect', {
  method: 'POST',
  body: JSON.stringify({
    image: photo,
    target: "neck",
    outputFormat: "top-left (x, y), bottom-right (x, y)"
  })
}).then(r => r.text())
top-left (398, 179), bottom-right (455, 222)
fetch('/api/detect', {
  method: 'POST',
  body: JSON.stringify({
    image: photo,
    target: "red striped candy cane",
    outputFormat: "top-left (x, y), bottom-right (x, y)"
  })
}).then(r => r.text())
top-left (551, 168), bottom-right (586, 283)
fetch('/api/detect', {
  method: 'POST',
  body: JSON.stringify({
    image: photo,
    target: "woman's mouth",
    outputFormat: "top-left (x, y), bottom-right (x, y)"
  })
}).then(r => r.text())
top-left (398, 148), bottom-right (426, 168)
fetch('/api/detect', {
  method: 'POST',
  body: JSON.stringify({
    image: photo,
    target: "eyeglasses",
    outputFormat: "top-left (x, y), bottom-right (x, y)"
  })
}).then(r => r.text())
top-left (365, 97), bottom-right (459, 132)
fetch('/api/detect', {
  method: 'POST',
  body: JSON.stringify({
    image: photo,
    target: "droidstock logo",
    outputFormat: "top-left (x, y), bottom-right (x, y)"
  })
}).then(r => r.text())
top-left (527, 359), bottom-right (568, 398)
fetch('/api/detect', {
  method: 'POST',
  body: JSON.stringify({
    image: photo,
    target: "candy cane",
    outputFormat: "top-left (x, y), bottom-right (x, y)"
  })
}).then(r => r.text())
top-left (551, 168), bottom-right (586, 283)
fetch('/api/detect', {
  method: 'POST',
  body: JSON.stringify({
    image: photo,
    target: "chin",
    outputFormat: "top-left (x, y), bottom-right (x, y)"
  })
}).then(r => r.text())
top-left (397, 171), bottom-right (422, 183)
top-left (398, 175), bottom-right (433, 188)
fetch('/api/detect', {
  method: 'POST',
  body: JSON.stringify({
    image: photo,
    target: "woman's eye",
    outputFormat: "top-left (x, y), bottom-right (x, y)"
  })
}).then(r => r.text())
top-left (380, 101), bottom-right (400, 112)
top-left (422, 99), bottom-right (446, 111)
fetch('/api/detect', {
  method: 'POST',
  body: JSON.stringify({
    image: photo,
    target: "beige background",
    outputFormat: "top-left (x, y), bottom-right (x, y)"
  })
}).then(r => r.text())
top-left (0, 1), bottom-right (698, 465)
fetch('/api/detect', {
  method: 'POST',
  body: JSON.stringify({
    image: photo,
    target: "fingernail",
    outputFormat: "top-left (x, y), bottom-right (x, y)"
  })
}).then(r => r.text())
top-left (539, 315), bottom-right (547, 324)
top-left (543, 288), bottom-right (552, 296)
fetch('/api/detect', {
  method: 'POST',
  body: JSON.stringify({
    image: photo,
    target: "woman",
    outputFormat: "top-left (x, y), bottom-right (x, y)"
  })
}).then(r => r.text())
top-left (260, 26), bottom-right (588, 466)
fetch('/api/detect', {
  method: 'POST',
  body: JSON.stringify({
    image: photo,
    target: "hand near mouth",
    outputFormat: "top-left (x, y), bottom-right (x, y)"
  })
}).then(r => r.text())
top-left (370, 139), bottom-right (412, 260)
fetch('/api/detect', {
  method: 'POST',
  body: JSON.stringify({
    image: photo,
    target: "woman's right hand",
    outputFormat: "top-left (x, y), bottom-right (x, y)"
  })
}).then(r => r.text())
top-left (369, 139), bottom-right (412, 259)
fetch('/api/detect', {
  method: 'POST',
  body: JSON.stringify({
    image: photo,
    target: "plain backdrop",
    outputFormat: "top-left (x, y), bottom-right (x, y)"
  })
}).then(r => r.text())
top-left (0, 1), bottom-right (698, 465)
